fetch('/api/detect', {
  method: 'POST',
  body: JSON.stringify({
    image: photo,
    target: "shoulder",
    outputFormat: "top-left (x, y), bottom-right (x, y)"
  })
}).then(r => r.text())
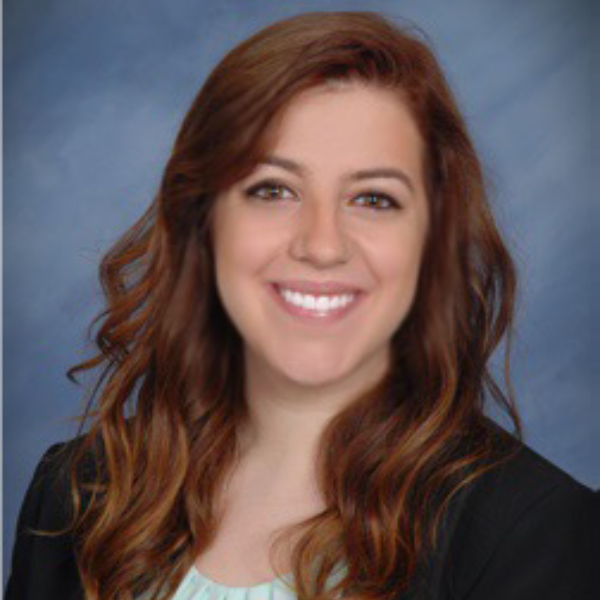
top-left (440, 419), bottom-right (598, 600)
top-left (5, 434), bottom-right (101, 599)
top-left (20, 433), bottom-right (100, 520)
top-left (13, 441), bottom-right (78, 532)
top-left (457, 421), bottom-right (594, 535)
top-left (9, 431), bottom-right (101, 544)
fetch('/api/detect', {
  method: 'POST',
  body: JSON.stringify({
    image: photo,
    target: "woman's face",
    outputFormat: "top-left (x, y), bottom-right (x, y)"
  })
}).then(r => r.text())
top-left (212, 82), bottom-right (429, 395)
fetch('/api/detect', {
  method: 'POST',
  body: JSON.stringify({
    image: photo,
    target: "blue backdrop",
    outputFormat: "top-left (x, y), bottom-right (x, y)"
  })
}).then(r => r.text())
top-left (4, 0), bottom-right (597, 582)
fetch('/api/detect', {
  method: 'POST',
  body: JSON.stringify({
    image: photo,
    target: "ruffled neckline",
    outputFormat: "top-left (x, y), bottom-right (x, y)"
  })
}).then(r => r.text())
top-left (138, 561), bottom-right (347, 599)
top-left (193, 566), bottom-right (295, 591)
top-left (170, 566), bottom-right (296, 600)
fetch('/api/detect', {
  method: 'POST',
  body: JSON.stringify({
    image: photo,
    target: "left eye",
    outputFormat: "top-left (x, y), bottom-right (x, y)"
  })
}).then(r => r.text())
top-left (352, 193), bottom-right (399, 210)
top-left (245, 182), bottom-right (296, 201)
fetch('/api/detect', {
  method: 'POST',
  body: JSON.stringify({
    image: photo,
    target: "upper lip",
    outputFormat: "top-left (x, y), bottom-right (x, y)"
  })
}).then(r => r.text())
top-left (273, 280), bottom-right (364, 295)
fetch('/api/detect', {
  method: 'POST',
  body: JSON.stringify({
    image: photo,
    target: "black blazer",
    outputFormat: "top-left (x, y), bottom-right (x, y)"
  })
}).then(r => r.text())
top-left (5, 425), bottom-right (598, 600)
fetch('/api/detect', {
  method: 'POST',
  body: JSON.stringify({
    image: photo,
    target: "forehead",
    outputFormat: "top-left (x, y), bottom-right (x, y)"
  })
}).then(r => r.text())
top-left (260, 82), bottom-right (425, 178)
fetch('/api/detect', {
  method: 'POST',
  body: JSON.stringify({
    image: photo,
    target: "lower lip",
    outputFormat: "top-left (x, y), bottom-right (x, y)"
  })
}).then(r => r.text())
top-left (268, 284), bottom-right (364, 324)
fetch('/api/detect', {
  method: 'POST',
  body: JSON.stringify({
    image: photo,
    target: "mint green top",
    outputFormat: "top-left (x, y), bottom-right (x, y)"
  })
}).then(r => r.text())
top-left (171, 566), bottom-right (296, 600)
top-left (138, 563), bottom-right (347, 600)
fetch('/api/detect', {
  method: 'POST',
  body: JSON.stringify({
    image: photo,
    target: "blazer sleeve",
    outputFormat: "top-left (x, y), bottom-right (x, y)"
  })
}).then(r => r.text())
top-left (451, 481), bottom-right (598, 600)
top-left (5, 443), bottom-right (83, 600)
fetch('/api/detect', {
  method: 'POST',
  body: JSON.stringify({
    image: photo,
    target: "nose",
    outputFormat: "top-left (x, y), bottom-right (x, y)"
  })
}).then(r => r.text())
top-left (289, 198), bottom-right (351, 267)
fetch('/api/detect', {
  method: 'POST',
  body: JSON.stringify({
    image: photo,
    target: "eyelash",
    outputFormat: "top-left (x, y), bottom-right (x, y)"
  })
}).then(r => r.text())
top-left (243, 180), bottom-right (401, 211)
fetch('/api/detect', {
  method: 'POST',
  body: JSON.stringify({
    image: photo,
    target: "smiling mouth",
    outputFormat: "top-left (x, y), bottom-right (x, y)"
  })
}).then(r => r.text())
top-left (270, 283), bottom-right (363, 320)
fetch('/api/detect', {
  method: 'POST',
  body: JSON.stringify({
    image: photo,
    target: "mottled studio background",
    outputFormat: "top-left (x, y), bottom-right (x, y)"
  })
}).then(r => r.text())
top-left (3, 0), bottom-right (597, 583)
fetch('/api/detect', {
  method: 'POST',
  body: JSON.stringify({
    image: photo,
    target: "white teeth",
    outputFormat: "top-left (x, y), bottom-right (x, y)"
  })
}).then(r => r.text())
top-left (315, 296), bottom-right (329, 311)
top-left (278, 287), bottom-right (356, 313)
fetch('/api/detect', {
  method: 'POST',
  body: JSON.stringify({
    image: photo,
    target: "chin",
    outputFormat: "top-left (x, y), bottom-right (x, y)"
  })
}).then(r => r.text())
top-left (277, 355), bottom-right (356, 389)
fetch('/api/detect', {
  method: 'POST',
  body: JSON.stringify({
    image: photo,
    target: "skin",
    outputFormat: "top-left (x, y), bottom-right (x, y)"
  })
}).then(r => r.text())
top-left (212, 81), bottom-right (429, 479)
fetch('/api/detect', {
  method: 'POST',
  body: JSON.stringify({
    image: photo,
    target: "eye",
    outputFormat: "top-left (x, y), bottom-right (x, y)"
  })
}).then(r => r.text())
top-left (351, 192), bottom-right (400, 211)
top-left (244, 180), bottom-right (296, 202)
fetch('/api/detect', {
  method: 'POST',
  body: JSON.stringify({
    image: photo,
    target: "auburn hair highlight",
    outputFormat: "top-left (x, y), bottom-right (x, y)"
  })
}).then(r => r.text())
top-left (56, 11), bottom-right (522, 600)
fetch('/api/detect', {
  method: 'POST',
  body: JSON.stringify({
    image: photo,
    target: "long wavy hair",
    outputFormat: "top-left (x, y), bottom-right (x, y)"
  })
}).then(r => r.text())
top-left (60, 11), bottom-right (522, 600)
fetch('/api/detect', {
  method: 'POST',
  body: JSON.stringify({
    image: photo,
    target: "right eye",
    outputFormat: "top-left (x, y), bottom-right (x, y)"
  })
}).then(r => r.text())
top-left (244, 180), bottom-right (296, 202)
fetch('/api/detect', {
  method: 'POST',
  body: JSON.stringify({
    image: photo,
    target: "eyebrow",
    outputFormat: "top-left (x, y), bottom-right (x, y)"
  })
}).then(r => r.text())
top-left (258, 155), bottom-right (416, 195)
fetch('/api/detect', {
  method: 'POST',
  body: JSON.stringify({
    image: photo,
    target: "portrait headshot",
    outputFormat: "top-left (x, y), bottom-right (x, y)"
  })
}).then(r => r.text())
top-left (4, 1), bottom-right (598, 599)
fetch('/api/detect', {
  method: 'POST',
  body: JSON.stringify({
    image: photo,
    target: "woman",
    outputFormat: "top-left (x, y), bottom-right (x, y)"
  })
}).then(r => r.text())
top-left (6, 11), bottom-right (596, 600)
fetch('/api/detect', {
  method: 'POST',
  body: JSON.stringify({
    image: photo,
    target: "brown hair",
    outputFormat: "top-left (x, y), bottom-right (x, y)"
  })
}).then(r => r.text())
top-left (62, 11), bottom-right (521, 600)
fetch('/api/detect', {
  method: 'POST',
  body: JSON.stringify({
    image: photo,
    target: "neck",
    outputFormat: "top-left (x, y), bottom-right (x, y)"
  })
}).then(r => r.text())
top-left (238, 349), bottom-right (388, 478)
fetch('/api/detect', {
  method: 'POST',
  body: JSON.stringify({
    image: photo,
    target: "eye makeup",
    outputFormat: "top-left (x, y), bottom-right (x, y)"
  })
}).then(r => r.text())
top-left (244, 179), bottom-right (402, 211)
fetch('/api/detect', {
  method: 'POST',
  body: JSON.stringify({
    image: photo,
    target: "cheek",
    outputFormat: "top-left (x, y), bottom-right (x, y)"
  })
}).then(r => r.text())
top-left (364, 224), bottom-right (426, 288)
top-left (213, 209), bottom-right (283, 288)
